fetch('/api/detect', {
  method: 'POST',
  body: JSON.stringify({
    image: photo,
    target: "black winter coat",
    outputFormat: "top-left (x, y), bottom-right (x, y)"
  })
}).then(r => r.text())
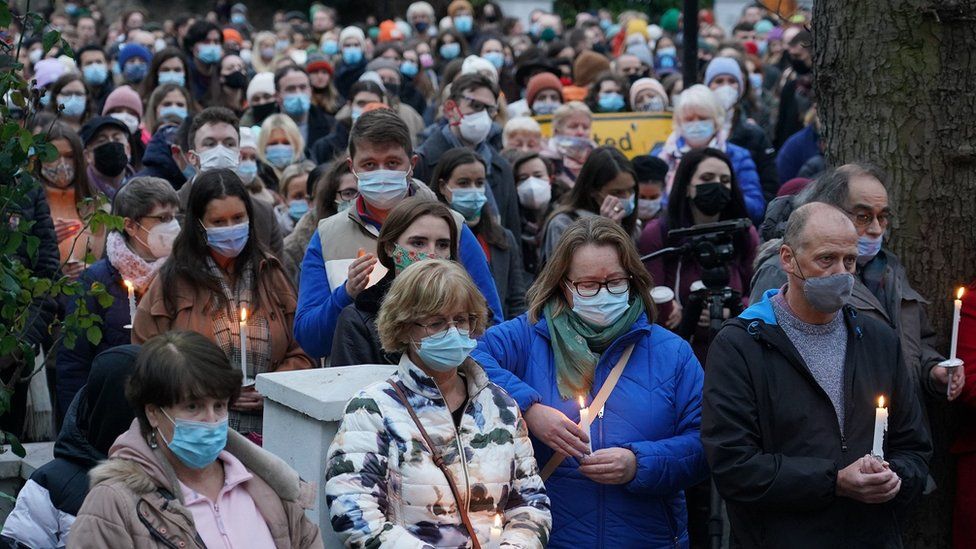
top-left (730, 113), bottom-right (779, 203)
top-left (701, 291), bottom-right (932, 548)
top-left (330, 273), bottom-right (399, 367)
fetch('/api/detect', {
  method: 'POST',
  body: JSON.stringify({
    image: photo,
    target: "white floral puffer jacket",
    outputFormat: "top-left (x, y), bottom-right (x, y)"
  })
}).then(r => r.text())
top-left (325, 354), bottom-right (551, 548)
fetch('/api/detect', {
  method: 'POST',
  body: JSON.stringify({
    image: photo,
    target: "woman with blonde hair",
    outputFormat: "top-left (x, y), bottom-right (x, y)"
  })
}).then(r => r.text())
top-left (256, 113), bottom-right (306, 192)
top-left (544, 101), bottom-right (596, 196)
top-left (472, 215), bottom-right (707, 547)
top-left (326, 259), bottom-right (551, 548)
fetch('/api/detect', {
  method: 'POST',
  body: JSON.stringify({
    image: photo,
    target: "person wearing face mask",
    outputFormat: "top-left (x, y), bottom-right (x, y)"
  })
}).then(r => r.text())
top-left (525, 71), bottom-right (564, 117)
top-left (274, 66), bottom-right (335, 160)
top-left (240, 71), bottom-right (278, 127)
top-left (133, 170), bottom-right (314, 437)
top-left (327, 259), bottom-right (551, 547)
top-left (101, 85), bottom-right (146, 173)
top-left (433, 31), bottom-right (468, 73)
top-left (433, 150), bottom-right (527, 319)
top-left (774, 29), bottom-right (815, 148)
top-left (55, 178), bottom-right (180, 420)
top-left (750, 163), bottom-right (963, 402)
top-left (331, 199), bottom-right (460, 366)
top-left (414, 74), bottom-right (522, 246)
top-left (183, 21), bottom-right (223, 103)
top-left (701, 202), bottom-right (932, 549)
top-left (504, 150), bottom-right (554, 277)
top-left (448, 0), bottom-right (478, 41)
top-left (48, 73), bottom-right (91, 132)
top-left (295, 108), bottom-right (503, 359)
top-left (473, 216), bottom-right (707, 549)
top-left (209, 54), bottom-right (248, 115)
top-left (655, 84), bottom-right (765, 224)
top-left (631, 155), bottom-right (667, 225)
top-left (77, 46), bottom-right (115, 113)
top-left (117, 43), bottom-right (152, 87)
top-left (628, 77), bottom-right (669, 113)
top-left (79, 116), bottom-right (133, 206)
top-left (333, 26), bottom-right (369, 98)
top-left (305, 52), bottom-right (341, 115)
top-left (70, 331), bottom-right (322, 548)
top-left (177, 107), bottom-right (285, 257)
top-left (639, 149), bottom-right (758, 363)
top-left (255, 114), bottom-right (306, 193)
top-left (585, 72), bottom-right (629, 113)
top-left (541, 147), bottom-right (639, 266)
top-left (273, 161), bottom-right (315, 235)
top-left (406, 1), bottom-right (436, 37)
top-left (705, 57), bottom-right (779, 202)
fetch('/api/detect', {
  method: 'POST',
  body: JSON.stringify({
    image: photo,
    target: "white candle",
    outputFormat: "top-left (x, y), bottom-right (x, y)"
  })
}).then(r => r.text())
top-left (950, 288), bottom-right (965, 361)
top-left (578, 395), bottom-right (591, 453)
top-left (124, 280), bottom-right (136, 328)
top-left (488, 513), bottom-right (502, 549)
top-left (872, 396), bottom-right (888, 459)
top-left (240, 306), bottom-right (249, 384)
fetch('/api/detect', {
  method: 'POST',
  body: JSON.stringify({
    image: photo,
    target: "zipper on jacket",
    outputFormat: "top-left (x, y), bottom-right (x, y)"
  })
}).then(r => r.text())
top-left (663, 501), bottom-right (679, 548)
top-left (213, 502), bottom-right (233, 549)
top-left (841, 434), bottom-right (848, 454)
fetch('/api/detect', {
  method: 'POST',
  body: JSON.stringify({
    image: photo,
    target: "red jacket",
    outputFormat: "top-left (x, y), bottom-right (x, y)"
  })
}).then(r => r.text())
top-left (953, 279), bottom-right (976, 453)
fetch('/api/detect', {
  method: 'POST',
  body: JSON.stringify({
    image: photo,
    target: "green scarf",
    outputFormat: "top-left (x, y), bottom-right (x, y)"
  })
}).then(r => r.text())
top-left (545, 297), bottom-right (644, 400)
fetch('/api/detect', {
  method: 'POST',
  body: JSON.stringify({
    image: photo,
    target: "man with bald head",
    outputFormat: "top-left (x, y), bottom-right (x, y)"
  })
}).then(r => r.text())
top-left (701, 202), bottom-right (932, 547)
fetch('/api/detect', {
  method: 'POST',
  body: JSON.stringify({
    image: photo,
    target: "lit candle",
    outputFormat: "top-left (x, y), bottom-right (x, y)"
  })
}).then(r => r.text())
top-left (578, 395), bottom-right (591, 453)
top-left (951, 287), bottom-right (965, 360)
top-left (872, 396), bottom-right (888, 459)
top-left (488, 513), bottom-right (502, 549)
top-left (240, 306), bottom-right (249, 384)
top-left (123, 280), bottom-right (136, 329)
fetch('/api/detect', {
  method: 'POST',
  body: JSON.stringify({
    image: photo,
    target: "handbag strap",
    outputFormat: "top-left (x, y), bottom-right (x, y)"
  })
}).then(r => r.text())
top-left (539, 343), bottom-right (635, 480)
top-left (386, 379), bottom-right (483, 549)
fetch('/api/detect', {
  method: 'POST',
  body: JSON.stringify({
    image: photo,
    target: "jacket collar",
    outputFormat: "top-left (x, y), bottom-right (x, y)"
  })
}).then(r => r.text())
top-left (396, 352), bottom-right (491, 402)
top-left (531, 310), bottom-right (653, 344)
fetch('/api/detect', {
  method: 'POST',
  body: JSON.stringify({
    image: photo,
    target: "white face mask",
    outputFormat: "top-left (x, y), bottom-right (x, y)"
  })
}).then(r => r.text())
top-left (458, 109), bottom-right (492, 145)
top-left (517, 176), bottom-right (551, 210)
top-left (145, 219), bottom-right (181, 258)
top-left (638, 197), bottom-right (662, 220)
top-left (713, 84), bottom-right (739, 111)
top-left (195, 145), bottom-right (240, 171)
top-left (110, 111), bottom-right (140, 134)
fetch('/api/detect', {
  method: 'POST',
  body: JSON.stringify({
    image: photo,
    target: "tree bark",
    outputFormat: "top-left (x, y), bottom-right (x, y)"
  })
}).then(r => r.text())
top-left (814, 0), bottom-right (976, 546)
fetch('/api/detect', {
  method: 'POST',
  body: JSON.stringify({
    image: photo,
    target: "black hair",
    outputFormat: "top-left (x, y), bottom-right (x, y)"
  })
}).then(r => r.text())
top-left (584, 71), bottom-right (629, 113)
top-left (550, 146), bottom-right (638, 235)
top-left (183, 20), bottom-right (221, 56)
top-left (431, 148), bottom-right (508, 250)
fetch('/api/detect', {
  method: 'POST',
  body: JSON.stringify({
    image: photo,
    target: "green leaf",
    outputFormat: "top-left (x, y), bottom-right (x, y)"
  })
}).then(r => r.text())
top-left (96, 290), bottom-right (115, 309)
top-left (6, 433), bottom-right (26, 458)
top-left (59, 39), bottom-right (74, 60)
top-left (0, 3), bottom-right (12, 28)
top-left (0, 387), bottom-right (12, 416)
top-left (42, 30), bottom-right (61, 55)
top-left (37, 142), bottom-right (57, 163)
top-left (86, 325), bottom-right (102, 346)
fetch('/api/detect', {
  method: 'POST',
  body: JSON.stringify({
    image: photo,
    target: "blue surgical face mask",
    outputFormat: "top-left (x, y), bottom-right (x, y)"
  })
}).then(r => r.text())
top-left (618, 194), bottom-right (636, 217)
top-left (342, 46), bottom-right (363, 65)
top-left (236, 159), bottom-right (258, 183)
top-left (204, 221), bottom-right (250, 257)
top-left (265, 143), bottom-right (294, 168)
top-left (123, 62), bottom-right (148, 83)
top-left (159, 105), bottom-right (188, 121)
top-left (58, 95), bottom-right (87, 117)
top-left (532, 100), bottom-right (559, 115)
top-left (158, 71), bottom-right (186, 87)
top-left (569, 285), bottom-right (631, 327)
top-left (283, 93), bottom-right (311, 116)
top-left (857, 234), bottom-right (883, 264)
top-left (439, 42), bottom-right (461, 60)
top-left (415, 327), bottom-right (477, 371)
top-left (39, 91), bottom-right (51, 108)
top-left (231, 13), bottom-right (246, 25)
top-left (749, 72), bottom-right (763, 92)
top-left (450, 187), bottom-right (488, 221)
top-left (83, 63), bottom-right (109, 86)
top-left (160, 409), bottom-right (228, 469)
top-left (454, 14), bottom-right (474, 34)
top-left (181, 163), bottom-right (196, 181)
top-left (355, 168), bottom-right (410, 209)
top-left (322, 40), bottom-right (340, 56)
top-left (351, 106), bottom-right (363, 121)
top-left (682, 120), bottom-right (716, 145)
top-left (484, 51), bottom-right (504, 69)
top-left (288, 199), bottom-right (309, 221)
top-left (276, 39), bottom-right (291, 52)
top-left (598, 92), bottom-right (625, 112)
top-left (400, 60), bottom-right (419, 78)
top-left (658, 46), bottom-right (677, 57)
top-left (197, 44), bottom-right (223, 64)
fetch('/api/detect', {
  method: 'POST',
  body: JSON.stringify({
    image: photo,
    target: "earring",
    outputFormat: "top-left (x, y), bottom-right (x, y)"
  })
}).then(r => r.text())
top-left (148, 430), bottom-right (159, 449)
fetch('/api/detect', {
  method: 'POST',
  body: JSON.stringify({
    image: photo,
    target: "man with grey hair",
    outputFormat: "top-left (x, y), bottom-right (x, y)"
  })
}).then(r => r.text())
top-left (702, 202), bottom-right (932, 547)
top-left (751, 162), bottom-right (963, 401)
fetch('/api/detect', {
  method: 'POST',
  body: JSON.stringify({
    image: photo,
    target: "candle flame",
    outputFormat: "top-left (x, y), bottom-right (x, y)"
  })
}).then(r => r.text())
top-left (494, 514), bottom-right (502, 528)
top-left (123, 279), bottom-right (133, 290)
top-left (878, 395), bottom-right (885, 408)
top-left (240, 307), bottom-right (247, 322)
top-left (578, 395), bottom-right (586, 409)
top-left (958, 287), bottom-right (966, 300)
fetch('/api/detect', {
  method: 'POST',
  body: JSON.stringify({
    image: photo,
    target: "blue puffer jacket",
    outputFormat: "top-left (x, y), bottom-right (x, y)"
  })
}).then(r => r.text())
top-left (472, 312), bottom-right (708, 548)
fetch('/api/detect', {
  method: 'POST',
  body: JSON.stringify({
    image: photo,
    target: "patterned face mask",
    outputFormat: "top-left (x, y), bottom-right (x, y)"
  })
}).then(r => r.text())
top-left (42, 159), bottom-right (75, 188)
top-left (391, 243), bottom-right (434, 272)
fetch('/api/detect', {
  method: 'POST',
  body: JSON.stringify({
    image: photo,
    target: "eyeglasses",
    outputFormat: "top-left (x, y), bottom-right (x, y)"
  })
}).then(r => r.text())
top-left (141, 213), bottom-right (177, 224)
top-left (462, 95), bottom-right (499, 118)
top-left (414, 314), bottom-right (479, 337)
top-left (844, 209), bottom-right (894, 228)
top-left (337, 188), bottom-right (360, 201)
top-left (567, 277), bottom-right (631, 297)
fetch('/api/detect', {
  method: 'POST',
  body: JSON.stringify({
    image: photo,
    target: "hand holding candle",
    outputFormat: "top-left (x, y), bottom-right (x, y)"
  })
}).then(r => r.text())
top-left (938, 287), bottom-right (966, 399)
top-left (240, 306), bottom-right (251, 386)
top-left (871, 396), bottom-right (888, 460)
top-left (488, 513), bottom-right (503, 549)
top-left (578, 396), bottom-right (591, 453)
top-left (123, 280), bottom-right (136, 329)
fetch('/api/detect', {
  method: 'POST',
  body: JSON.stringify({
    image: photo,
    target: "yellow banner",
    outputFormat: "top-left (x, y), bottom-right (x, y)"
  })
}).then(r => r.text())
top-left (533, 112), bottom-right (673, 159)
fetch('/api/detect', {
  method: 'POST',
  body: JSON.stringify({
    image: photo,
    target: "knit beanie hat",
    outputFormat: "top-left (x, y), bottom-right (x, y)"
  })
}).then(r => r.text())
top-left (661, 8), bottom-right (681, 33)
top-left (239, 126), bottom-right (258, 149)
top-left (102, 85), bottom-right (143, 118)
top-left (573, 51), bottom-right (610, 87)
top-left (117, 43), bottom-right (152, 67)
top-left (526, 72), bottom-right (563, 105)
top-left (448, 0), bottom-right (473, 17)
top-left (626, 18), bottom-right (649, 39)
top-left (339, 26), bottom-right (366, 48)
top-left (378, 20), bottom-right (405, 42)
top-left (247, 72), bottom-right (275, 102)
top-left (754, 20), bottom-right (775, 35)
top-left (365, 57), bottom-right (401, 74)
top-left (306, 51), bottom-right (334, 75)
top-left (629, 77), bottom-right (668, 108)
top-left (704, 57), bottom-right (744, 90)
top-left (633, 155), bottom-right (669, 183)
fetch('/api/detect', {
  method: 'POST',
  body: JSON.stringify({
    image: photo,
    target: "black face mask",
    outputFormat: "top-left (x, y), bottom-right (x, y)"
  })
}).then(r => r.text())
top-left (92, 141), bottom-right (129, 177)
top-left (692, 182), bottom-right (732, 216)
top-left (312, 85), bottom-right (329, 94)
top-left (223, 71), bottom-right (248, 90)
top-left (251, 102), bottom-right (277, 124)
top-left (790, 55), bottom-right (812, 75)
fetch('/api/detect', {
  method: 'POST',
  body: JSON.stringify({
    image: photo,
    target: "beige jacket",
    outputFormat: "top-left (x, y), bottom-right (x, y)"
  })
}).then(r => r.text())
top-left (68, 421), bottom-right (322, 549)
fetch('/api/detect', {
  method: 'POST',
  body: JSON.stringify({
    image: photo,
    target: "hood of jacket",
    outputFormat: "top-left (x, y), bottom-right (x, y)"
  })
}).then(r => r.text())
top-left (139, 126), bottom-right (186, 187)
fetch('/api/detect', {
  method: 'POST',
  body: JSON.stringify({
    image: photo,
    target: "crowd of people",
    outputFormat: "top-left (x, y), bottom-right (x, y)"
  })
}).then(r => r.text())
top-left (1, 0), bottom-right (975, 547)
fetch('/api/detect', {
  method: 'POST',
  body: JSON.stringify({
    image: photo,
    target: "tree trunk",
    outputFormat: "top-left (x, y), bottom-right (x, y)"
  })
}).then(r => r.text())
top-left (814, 0), bottom-right (976, 546)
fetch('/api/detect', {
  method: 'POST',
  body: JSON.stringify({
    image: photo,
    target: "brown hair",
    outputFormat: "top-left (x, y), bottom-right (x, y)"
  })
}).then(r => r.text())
top-left (126, 331), bottom-right (242, 434)
top-left (526, 216), bottom-right (656, 323)
top-left (375, 197), bottom-right (459, 271)
top-left (348, 108), bottom-right (412, 161)
top-left (376, 259), bottom-right (488, 353)
top-left (42, 121), bottom-right (97, 202)
top-left (313, 156), bottom-right (353, 220)
top-left (188, 106), bottom-right (240, 149)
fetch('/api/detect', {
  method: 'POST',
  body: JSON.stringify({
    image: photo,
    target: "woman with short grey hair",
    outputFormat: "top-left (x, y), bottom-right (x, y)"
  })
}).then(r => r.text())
top-left (55, 176), bottom-right (180, 420)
